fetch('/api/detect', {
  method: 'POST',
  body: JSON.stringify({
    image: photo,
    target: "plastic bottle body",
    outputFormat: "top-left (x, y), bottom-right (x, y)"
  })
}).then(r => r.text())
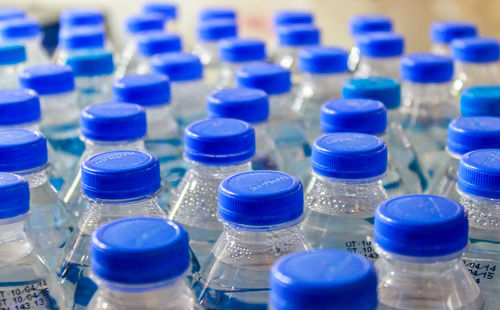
top-left (273, 45), bottom-right (308, 73)
top-left (452, 62), bottom-right (500, 95)
top-left (427, 152), bottom-right (461, 200)
top-left (170, 80), bottom-right (207, 130)
top-left (192, 41), bottom-right (219, 87)
top-left (13, 36), bottom-right (49, 65)
top-left (252, 123), bottom-right (283, 171)
top-left (214, 61), bottom-right (261, 91)
top-left (431, 42), bottom-right (451, 56)
top-left (354, 56), bottom-right (401, 80)
top-left (74, 74), bottom-right (113, 111)
top-left (0, 63), bottom-right (22, 89)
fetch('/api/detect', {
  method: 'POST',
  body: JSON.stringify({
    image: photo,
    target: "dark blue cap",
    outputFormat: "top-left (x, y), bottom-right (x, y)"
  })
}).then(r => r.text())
top-left (0, 17), bottom-right (40, 40)
top-left (0, 173), bottom-right (29, 220)
top-left (320, 99), bottom-right (387, 135)
top-left (0, 89), bottom-right (41, 125)
top-left (218, 170), bottom-right (303, 226)
top-left (0, 44), bottom-right (25, 65)
top-left (150, 52), bottom-right (203, 82)
top-left (447, 117), bottom-right (500, 155)
top-left (82, 150), bottom-right (161, 200)
top-left (357, 32), bottom-right (404, 58)
top-left (452, 37), bottom-right (500, 63)
top-left (400, 53), bottom-right (454, 83)
top-left (312, 133), bottom-right (387, 179)
top-left (125, 13), bottom-right (165, 34)
top-left (198, 7), bottom-right (236, 22)
top-left (136, 31), bottom-right (182, 57)
top-left (273, 10), bottom-right (314, 28)
top-left (458, 149), bottom-right (500, 199)
top-left (207, 88), bottom-right (269, 123)
top-left (142, 2), bottom-right (177, 20)
top-left (236, 62), bottom-right (291, 95)
top-left (461, 86), bottom-right (500, 117)
top-left (66, 51), bottom-right (114, 77)
top-left (431, 21), bottom-right (477, 44)
top-left (184, 118), bottom-right (255, 165)
top-left (277, 24), bottom-right (320, 47)
top-left (113, 74), bottom-right (170, 107)
top-left (60, 9), bottom-right (104, 28)
top-left (19, 65), bottom-right (75, 95)
top-left (270, 250), bottom-right (378, 310)
top-left (197, 19), bottom-right (237, 41)
top-left (342, 77), bottom-right (401, 109)
top-left (349, 14), bottom-right (392, 36)
top-left (0, 8), bottom-right (25, 22)
top-left (375, 195), bottom-right (469, 257)
top-left (219, 38), bottom-right (266, 63)
top-left (0, 129), bottom-right (48, 172)
top-left (91, 217), bottom-right (189, 284)
top-left (58, 26), bottom-right (106, 50)
top-left (298, 46), bottom-right (348, 74)
top-left (81, 103), bottom-right (147, 142)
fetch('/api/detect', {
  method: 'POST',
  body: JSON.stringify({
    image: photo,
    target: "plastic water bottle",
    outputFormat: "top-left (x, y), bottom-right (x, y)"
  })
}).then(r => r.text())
top-left (88, 217), bottom-right (200, 310)
top-left (0, 44), bottom-right (25, 89)
top-left (236, 62), bottom-right (311, 181)
top-left (0, 17), bottom-right (49, 65)
top-left (374, 194), bottom-right (490, 310)
top-left (131, 31), bottom-right (182, 75)
top-left (427, 117), bottom-right (500, 200)
top-left (293, 46), bottom-right (349, 142)
top-left (169, 118), bottom-right (254, 264)
top-left (451, 37), bottom-right (500, 95)
top-left (354, 32), bottom-right (404, 80)
top-left (457, 149), bottom-right (500, 308)
top-left (63, 102), bottom-right (147, 220)
top-left (213, 38), bottom-right (267, 90)
top-left (0, 129), bottom-right (73, 268)
top-left (56, 26), bottom-right (106, 65)
top-left (207, 87), bottom-right (282, 171)
top-left (430, 21), bottom-right (477, 55)
top-left (273, 10), bottom-right (314, 28)
top-left (195, 170), bottom-right (310, 309)
top-left (142, 2), bottom-right (178, 30)
top-left (0, 8), bottom-right (25, 22)
top-left (0, 172), bottom-right (68, 309)
top-left (56, 150), bottom-right (173, 309)
top-left (274, 24), bottom-right (320, 74)
top-left (301, 133), bottom-right (388, 259)
top-left (151, 52), bottom-right (207, 129)
top-left (269, 249), bottom-right (378, 310)
top-left (461, 86), bottom-right (500, 117)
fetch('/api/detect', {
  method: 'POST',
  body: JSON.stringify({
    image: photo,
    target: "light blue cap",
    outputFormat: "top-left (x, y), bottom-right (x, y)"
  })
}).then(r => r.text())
top-left (0, 44), bottom-right (25, 65)
top-left (0, 8), bottom-right (25, 22)
top-left (461, 86), bottom-right (500, 117)
top-left (0, 129), bottom-right (48, 172)
top-left (0, 173), bottom-right (29, 220)
top-left (458, 149), bottom-right (500, 199)
top-left (66, 51), bottom-right (114, 77)
top-left (342, 77), bottom-right (401, 109)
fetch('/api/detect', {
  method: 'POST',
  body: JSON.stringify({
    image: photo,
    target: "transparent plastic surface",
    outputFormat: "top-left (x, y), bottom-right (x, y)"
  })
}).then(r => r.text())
top-left (354, 56), bottom-right (401, 80)
top-left (426, 151), bottom-right (461, 201)
top-left (252, 124), bottom-right (283, 171)
top-left (192, 41), bottom-right (219, 87)
top-left (214, 61), bottom-right (259, 91)
top-left (11, 36), bottom-right (49, 66)
top-left (170, 80), bottom-right (207, 130)
top-left (74, 75), bottom-right (113, 111)
top-left (115, 39), bottom-right (144, 79)
top-left (0, 64), bottom-right (22, 89)
top-left (273, 46), bottom-right (304, 73)
top-left (452, 62), bottom-right (500, 96)
top-left (431, 43), bottom-right (451, 56)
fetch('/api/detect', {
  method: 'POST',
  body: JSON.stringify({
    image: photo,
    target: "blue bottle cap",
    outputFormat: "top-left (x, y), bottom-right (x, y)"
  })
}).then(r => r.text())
top-left (207, 88), bottom-right (269, 123)
top-left (91, 217), bottom-right (189, 284)
top-left (312, 133), bottom-right (387, 179)
top-left (218, 38), bottom-right (266, 63)
top-left (270, 250), bottom-right (378, 310)
top-left (0, 129), bottom-right (48, 172)
top-left (458, 149), bottom-right (500, 199)
top-left (66, 51), bottom-right (114, 77)
top-left (349, 14), bottom-right (392, 36)
top-left (184, 118), bottom-right (255, 165)
top-left (142, 2), bottom-right (177, 20)
top-left (82, 150), bottom-right (161, 200)
top-left (277, 24), bottom-right (320, 47)
top-left (357, 32), bottom-right (404, 58)
top-left (0, 173), bottom-right (29, 220)
top-left (342, 77), bottom-right (401, 110)
top-left (320, 99), bottom-right (387, 135)
top-left (430, 21), bottom-right (477, 44)
top-left (136, 31), bottom-right (182, 57)
top-left (452, 37), bottom-right (500, 63)
top-left (81, 103), bottom-right (147, 142)
top-left (273, 10), bottom-right (314, 28)
top-left (0, 44), bottom-right (25, 65)
top-left (375, 195), bottom-right (468, 257)
top-left (150, 52), bottom-right (203, 82)
top-left (298, 46), bottom-right (348, 74)
top-left (197, 19), bottom-right (237, 42)
top-left (400, 53), bottom-right (454, 83)
top-left (125, 13), bottom-right (165, 34)
top-left (447, 117), bottom-right (500, 155)
top-left (60, 9), bottom-right (104, 28)
top-left (236, 62), bottom-right (291, 95)
top-left (58, 26), bottom-right (106, 50)
top-left (0, 8), bottom-right (25, 22)
top-left (113, 74), bottom-right (170, 107)
top-left (461, 86), bottom-right (500, 117)
top-left (218, 170), bottom-right (303, 226)
top-left (0, 17), bottom-right (40, 40)
top-left (198, 7), bottom-right (236, 22)
top-left (19, 64), bottom-right (75, 95)
top-left (0, 89), bottom-right (41, 125)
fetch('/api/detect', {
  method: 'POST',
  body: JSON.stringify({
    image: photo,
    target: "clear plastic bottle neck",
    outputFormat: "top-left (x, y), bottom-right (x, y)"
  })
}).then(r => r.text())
top-left (14, 165), bottom-right (50, 188)
top-left (458, 188), bottom-right (500, 232)
top-left (268, 92), bottom-right (296, 121)
top-left (187, 159), bottom-right (252, 179)
top-left (0, 216), bottom-right (32, 265)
